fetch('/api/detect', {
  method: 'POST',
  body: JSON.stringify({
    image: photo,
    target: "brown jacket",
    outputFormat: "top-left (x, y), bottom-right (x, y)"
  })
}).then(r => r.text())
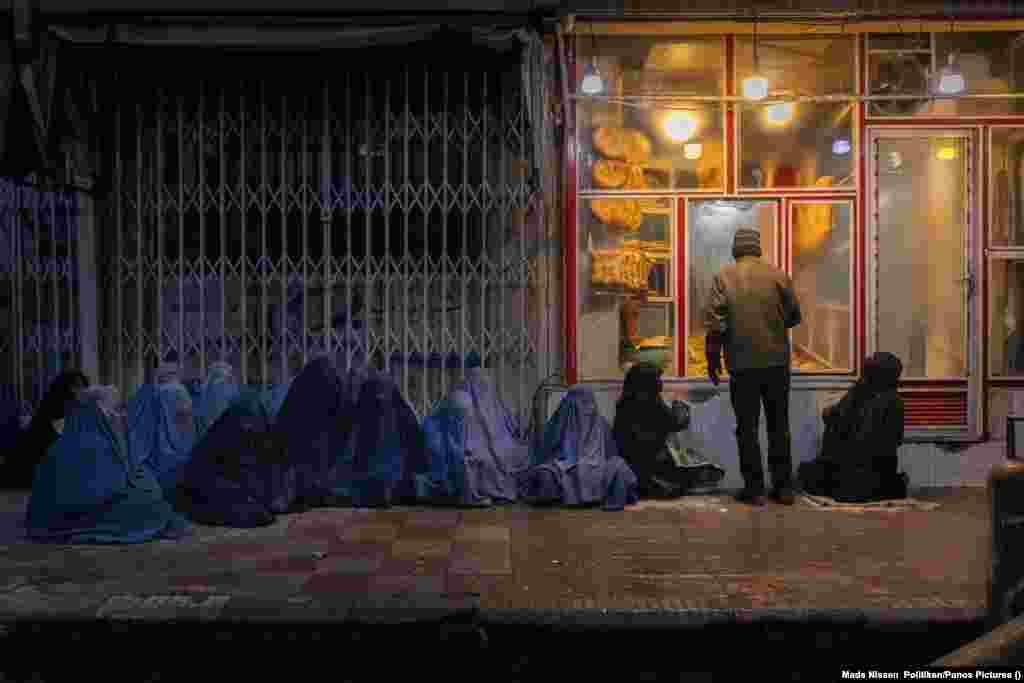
top-left (704, 256), bottom-right (802, 373)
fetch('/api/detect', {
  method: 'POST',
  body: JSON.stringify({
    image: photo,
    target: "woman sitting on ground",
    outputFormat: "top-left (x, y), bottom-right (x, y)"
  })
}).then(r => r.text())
top-left (126, 380), bottom-right (197, 495)
top-left (25, 385), bottom-right (191, 544)
top-left (612, 362), bottom-right (724, 498)
top-left (3, 370), bottom-right (89, 489)
top-left (194, 361), bottom-right (241, 439)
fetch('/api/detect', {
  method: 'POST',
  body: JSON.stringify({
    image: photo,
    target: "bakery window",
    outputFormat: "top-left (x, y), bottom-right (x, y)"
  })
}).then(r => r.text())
top-left (868, 31), bottom-right (1024, 117)
top-left (577, 196), bottom-right (675, 381)
top-left (685, 199), bottom-right (777, 378)
top-left (735, 35), bottom-right (856, 97)
top-left (789, 200), bottom-right (854, 374)
top-left (991, 258), bottom-right (1024, 378)
top-left (737, 102), bottom-right (855, 190)
top-left (575, 35), bottom-right (725, 193)
top-left (991, 127), bottom-right (1024, 248)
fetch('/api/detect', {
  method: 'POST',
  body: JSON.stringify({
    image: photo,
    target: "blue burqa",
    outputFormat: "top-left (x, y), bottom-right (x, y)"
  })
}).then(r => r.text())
top-left (275, 357), bottom-right (353, 508)
top-left (337, 370), bottom-right (428, 508)
top-left (420, 369), bottom-right (531, 505)
top-left (126, 382), bottom-right (197, 494)
top-left (259, 382), bottom-right (292, 421)
top-left (25, 393), bottom-right (190, 544)
top-left (523, 386), bottom-right (639, 511)
top-left (177, 393), bottom-right (293, 526)
top-left (195, 362), bottom-right (241, 439)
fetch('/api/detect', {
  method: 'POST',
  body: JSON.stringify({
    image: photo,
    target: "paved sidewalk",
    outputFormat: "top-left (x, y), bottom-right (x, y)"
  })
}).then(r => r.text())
top-left (0, 488), bottom-right (990, 626)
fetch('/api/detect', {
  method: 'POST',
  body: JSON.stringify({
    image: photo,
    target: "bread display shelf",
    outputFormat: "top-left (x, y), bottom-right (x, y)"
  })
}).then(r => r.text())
top-left (591, 247), bottom-right (652, 293)
top-left (684, 334), bottom-right (834, 377)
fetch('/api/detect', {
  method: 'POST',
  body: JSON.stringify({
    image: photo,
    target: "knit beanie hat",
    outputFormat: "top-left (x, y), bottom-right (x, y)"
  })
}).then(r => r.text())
top-left (732, 227), bottom-right (762, 258)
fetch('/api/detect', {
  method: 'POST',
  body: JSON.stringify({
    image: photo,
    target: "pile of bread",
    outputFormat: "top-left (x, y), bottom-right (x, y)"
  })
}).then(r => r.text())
top-left (588, 127), bottom-right (653, 232)
top-left (591, 245), bottom-right (651, 293)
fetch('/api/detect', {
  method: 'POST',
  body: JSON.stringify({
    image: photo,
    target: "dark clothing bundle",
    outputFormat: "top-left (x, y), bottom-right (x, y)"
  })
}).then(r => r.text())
top-left (730, 365), bottom-right (794, 495)
top-left (612, 363), bottom-right (724, 498)
top-left (798, 352), bottom-right (908, 502)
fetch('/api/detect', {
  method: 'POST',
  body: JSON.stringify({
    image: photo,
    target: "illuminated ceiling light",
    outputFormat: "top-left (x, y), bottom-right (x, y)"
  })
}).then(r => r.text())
top-left (937, 52), bottom-right (965, 95)
top-left (684, 143), bottom-right (703, 160)
top-left (663, 111), bottom-right (698, 142)
top-left (580, 60), bottom-right (604, 95)
top-left (936, 145), bottom-right (958, 160)
top-left (743, 13), bottom-right (768, 101)
top-left (765, 102), bottom-right (795, 125)
top-left (832, 138), bottom-right (851, 156)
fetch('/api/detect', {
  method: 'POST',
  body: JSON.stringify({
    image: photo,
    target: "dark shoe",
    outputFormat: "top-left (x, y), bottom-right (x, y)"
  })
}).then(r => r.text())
top-left (736, 488), bottom-right (767, 506)
top-left (771, 488), bottom-right (796, 505)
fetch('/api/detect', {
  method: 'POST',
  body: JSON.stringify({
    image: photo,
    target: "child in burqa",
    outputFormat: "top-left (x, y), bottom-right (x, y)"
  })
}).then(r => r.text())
top-left (612, 362), bottom-right (724, 498)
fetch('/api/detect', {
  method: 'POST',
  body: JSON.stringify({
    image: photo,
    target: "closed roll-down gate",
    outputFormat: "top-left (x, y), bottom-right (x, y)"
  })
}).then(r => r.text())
top-left (99, 45), bottom-right (561, 423)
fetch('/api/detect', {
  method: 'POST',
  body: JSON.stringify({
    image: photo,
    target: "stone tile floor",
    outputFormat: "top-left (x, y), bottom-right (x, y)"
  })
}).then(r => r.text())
top-left (0, 487), bottom-right (990, 625)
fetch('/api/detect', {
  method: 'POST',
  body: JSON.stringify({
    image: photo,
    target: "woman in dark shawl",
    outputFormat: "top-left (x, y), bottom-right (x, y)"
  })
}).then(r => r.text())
top-left (612, 362), bottom-right (723, 498)
top-left (175, 392), bottom-right (290, 527)
top-left (25, 385), bottom-right (191, 544)
top-left (523, 385), bottom-right (639, 511)
top-left (799, 351), bottom-right (908, 502)
top-left (3, 370), bottom-right (89, 489)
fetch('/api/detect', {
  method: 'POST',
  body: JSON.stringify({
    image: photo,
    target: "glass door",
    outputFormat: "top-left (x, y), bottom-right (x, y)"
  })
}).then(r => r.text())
top-left (867, 129), bottom-right (980, 439)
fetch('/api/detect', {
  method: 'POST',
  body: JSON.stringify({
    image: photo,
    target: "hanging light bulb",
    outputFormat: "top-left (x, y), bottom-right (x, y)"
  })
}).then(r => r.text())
top-left (580, 59), bottom-right (604, 95)
top-left (742, 15), bottom-right (768, 100)
top-left (663, 111), bottom-right (698, 142)
top-left (832, 138), bottom-right (851, 156)
top-left (764, 102), bottom-right (795, 125)
top-left (684, 143), bottom-right (703, 160)
top-left (937, 52), bottom-right (965, 95)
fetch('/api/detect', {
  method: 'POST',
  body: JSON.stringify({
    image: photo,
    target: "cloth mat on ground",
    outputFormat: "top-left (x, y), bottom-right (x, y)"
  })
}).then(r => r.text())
top-left (799, 493), bottom-right (938, 511)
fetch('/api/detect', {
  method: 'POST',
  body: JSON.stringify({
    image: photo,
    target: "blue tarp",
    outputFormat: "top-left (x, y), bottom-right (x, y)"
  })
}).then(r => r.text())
top-left (25, 397), bottom-right (189, 544)
top-left (126, 382), bottom-right (197, 494)
top-left (195, 362), bottom-right (241, 439)
top-left (176, 393), bottom-right (290, 526)
top-left (522, 386), bottom-right (639, 511)
top-left (420, 369), bottom-right (530, 506)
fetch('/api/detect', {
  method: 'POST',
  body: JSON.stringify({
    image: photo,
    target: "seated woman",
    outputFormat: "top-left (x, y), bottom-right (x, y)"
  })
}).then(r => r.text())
top-left (126, 380), bottom-right (198, 494)
top-left (275, 357), bottom-right (355, 510)
top-left (612, 362), bottom-right (725, 498)
top-left (25, 385), bottom-right (191, 544)
top-left (798, 352), bottom-right (908, 503)
top-left (259, 381), bottom-right (293, 422)
top-left (3, 370), bottom-right (89, 489)
top-left (333, 369), bottom-right (428, 508)
top-left (521, 386), bottom-right (639, 511)
top-left (195, 362), bottom-right (241, 439)
top-left (176, 392), bottom-right (290, 527)
top-left (420, 368), bottom-right (530, 507)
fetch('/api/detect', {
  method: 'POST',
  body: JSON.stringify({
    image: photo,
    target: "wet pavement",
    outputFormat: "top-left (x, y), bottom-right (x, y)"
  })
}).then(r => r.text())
top-left (0, 487), bottom-right (989, 624)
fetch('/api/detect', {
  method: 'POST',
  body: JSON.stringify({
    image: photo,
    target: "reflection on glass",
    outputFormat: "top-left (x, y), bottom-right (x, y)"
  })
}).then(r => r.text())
top-left (875, 137), bottom-right (968, 379)
top-left (991, 128), bottom-right (1024, 247)
top-left (738, 103), bottom-right (854, 189)
top-left (577, 35), bottom-right (724, 97)
top-left (577, 197), bottom-right (675, 380)
top-left (991, 260), bottom-right (1024, 377)
top-left (578, 103), bottom-right (724, 192)
top-left (735, 36), bottom-right (856, 96)
top-left (686, 200), bottom-right (777, 377)
top-left (791, 202), bottom-right (853, 373)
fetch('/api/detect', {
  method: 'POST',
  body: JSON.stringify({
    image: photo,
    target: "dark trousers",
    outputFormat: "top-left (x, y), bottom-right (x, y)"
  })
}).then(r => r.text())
top-left (729, 365), bottom-right (793, 494)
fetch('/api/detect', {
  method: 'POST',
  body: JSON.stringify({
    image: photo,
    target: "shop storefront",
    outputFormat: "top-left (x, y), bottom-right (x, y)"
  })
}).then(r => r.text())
top-left (562, 17), bottom-right (1024, 472)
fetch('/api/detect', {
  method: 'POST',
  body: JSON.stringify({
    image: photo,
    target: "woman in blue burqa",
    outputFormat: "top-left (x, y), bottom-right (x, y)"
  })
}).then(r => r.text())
top-left (612, 362), bottom-right (725, 498)
top-left (420, 368), bottom-right (531, 506)
top-left (126, 379), bottom-right (197, 494)
top-left (175, 391), bottom-right (292, 527)
top-left (522, 385), bottom-right (639, 511)
top-left (3, 370), bottom-right (89, 489)
top-left (25, 385), bottom-right (192, 543)
top-left (334, 368), bottom-right (429, 508)
top-left (194, 362), bottom-right (241, 439)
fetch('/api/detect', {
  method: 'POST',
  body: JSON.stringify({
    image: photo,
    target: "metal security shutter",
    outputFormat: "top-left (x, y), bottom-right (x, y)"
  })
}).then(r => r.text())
top-left (102, 44), bottom-right (559, 423)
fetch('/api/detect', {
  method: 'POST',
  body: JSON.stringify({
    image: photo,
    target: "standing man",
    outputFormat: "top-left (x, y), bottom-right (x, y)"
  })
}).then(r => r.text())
top-left (705, 227), bottom-right (802, 506)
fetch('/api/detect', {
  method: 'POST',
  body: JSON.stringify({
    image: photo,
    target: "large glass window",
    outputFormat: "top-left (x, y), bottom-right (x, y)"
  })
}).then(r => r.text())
top-left (991, 128), bottom-right (1024, 248)
top-left (735, 36), bottom-right (856, 190)
top-left (577, 197), bottom-right (675, 381)
top-left (868, 31), bottom-right (1024, 116)
top-left (991, 258), bottom-right (1024, 377)
top-left (685, 199), bottom-right (776, 378)
top-left (576, 35), bottom-right (725, 192)
top-left (874, 135), bottom-right (969, 379)
top-left (790, 201), bottom-right (854, 373)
